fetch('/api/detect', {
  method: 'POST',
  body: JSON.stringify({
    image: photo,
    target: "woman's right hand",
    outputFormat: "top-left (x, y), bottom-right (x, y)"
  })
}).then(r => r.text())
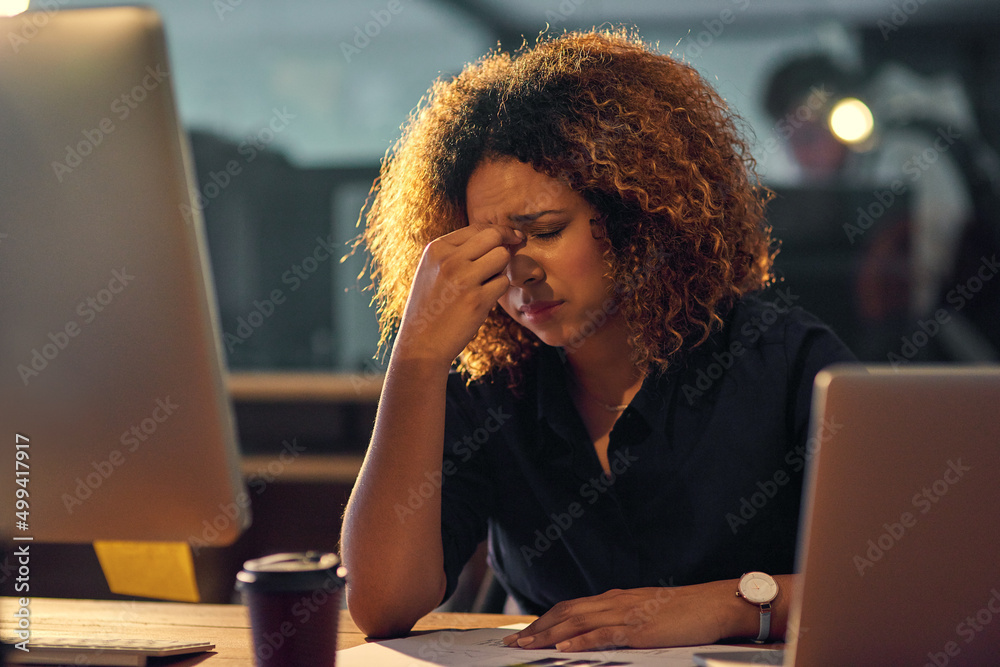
top-left (344, 224), bottom-right (522, 638)
top-left (393, 224), bottom-right (524, 366)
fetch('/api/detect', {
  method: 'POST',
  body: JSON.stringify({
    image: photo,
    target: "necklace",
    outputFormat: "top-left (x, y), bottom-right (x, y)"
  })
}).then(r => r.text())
top-left (569, 373), bottom-right (632, 412)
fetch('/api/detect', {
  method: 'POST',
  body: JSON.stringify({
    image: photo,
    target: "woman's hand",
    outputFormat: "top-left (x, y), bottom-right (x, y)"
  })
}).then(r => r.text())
top-left (393, 225), bottom-right (524, 366)
top-left (502, 577), bottom-right (790, 652)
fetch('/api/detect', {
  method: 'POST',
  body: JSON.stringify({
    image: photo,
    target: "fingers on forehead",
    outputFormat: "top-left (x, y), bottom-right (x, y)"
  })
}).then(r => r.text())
top-left (475, 223), bottom-right (523, 244)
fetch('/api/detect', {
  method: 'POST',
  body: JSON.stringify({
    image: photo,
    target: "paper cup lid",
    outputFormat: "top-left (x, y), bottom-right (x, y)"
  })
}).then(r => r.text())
top-left (236, 551), bottom-right (347, 592)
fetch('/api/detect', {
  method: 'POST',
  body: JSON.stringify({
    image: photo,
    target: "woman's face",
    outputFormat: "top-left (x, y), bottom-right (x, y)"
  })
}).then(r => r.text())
top-left (465, 158), bottom-right (621, 350)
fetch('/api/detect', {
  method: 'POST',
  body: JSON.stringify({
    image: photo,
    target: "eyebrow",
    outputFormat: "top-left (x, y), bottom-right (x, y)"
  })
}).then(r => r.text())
top-left (508, 209), bottom-right (566, 224)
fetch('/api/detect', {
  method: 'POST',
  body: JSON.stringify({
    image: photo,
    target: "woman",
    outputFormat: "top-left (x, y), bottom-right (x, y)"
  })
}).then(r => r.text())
top-left (341, 29), bottom-right (855, 650)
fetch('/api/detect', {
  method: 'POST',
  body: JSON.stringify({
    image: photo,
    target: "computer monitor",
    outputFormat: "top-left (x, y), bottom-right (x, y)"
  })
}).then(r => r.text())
top-left (0, 7), bottom-right (249, 545)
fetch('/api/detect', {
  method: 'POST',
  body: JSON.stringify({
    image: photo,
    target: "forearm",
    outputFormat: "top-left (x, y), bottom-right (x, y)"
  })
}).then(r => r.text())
top-left (341, 355), bottom-right (452, 637)
top-left (343, 224), bottom-right (521, 636)
top-left (503, 574), bottom-right (798, 651)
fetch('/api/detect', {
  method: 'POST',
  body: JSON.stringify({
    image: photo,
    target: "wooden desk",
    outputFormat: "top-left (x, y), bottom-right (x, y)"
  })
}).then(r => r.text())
top-left (1, 597), bottom-right (536, 664)
top-left (228, 372), bottom-right (383, 403)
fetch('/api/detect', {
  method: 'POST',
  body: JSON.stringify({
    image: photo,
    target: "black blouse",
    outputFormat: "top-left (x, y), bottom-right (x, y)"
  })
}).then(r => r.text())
top-left (439, 292), bottom-right (857, 615)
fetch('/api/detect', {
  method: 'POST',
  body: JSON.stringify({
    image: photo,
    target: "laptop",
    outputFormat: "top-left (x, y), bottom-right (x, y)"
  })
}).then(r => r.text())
top-left (695, 364), bottom-right (1000, 666)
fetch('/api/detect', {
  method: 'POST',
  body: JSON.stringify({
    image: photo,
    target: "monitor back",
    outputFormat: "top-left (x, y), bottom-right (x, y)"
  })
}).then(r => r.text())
top-left (0, 7), bottom-right (249, 545)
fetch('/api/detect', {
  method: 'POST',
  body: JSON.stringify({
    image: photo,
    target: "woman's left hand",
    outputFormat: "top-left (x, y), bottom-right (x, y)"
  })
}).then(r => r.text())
top-left (501, 579), bottom-right (771, 652)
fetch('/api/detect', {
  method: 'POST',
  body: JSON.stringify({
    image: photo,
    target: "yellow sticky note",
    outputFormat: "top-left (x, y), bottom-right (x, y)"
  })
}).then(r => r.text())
top-left (93, 541), bottom-right (200, 602)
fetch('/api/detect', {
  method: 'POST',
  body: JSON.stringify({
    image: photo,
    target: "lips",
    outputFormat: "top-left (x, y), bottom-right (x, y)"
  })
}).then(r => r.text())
top-left (518, 300), bottom-right (563, 322)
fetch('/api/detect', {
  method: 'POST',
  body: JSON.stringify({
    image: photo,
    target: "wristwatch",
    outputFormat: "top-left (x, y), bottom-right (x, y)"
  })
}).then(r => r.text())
top-left (736, 571), bottom-right (778, 643)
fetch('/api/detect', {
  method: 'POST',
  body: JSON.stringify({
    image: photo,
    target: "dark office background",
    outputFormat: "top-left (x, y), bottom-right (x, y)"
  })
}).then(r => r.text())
top-left (45, 0), bottom-right (1000, 372)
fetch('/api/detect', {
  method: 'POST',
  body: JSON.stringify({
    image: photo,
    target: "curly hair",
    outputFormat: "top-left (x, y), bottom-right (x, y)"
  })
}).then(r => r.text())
top-left (360, 28), bottom-right (775, 383)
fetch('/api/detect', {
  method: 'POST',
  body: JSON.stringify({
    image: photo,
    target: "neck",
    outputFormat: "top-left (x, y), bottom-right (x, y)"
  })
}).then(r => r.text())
top-left (564, 316), bottom-right (644, 405)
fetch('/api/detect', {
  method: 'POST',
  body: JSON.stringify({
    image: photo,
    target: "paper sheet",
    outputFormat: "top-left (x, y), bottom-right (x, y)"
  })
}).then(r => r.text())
top-left (336, 626), bottom-right (773, 667)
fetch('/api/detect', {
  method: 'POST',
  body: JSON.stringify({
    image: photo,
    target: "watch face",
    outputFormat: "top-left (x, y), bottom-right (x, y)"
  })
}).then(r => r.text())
top-left (739, 572), bottom-right (778, 604)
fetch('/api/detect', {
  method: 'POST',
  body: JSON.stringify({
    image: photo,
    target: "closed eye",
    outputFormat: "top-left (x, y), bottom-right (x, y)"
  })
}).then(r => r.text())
top-left (528, 225), bottom-right (566, 240)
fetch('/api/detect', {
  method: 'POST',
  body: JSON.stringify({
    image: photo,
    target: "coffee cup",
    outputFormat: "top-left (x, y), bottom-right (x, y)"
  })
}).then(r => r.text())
top-left (237, 551), bottom-right (347, 666)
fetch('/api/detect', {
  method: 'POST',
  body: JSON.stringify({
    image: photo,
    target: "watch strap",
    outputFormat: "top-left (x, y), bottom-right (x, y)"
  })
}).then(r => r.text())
top-left (754, 602), bottom-right (772, 643)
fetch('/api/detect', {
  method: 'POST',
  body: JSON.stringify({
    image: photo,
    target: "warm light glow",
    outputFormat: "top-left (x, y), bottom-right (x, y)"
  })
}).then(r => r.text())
top-left (829, 97), bottom-right (874, 145)
top-left (0, 0), bottom-right (30, 17)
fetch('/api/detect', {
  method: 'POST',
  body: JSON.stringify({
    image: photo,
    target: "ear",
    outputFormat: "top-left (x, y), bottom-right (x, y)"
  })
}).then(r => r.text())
top-left (589, 215), bottom-right (608, 239)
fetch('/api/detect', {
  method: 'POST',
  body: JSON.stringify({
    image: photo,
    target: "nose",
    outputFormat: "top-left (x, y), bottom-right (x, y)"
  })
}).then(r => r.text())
top-left (505, 244), bottom-right (544, 287)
